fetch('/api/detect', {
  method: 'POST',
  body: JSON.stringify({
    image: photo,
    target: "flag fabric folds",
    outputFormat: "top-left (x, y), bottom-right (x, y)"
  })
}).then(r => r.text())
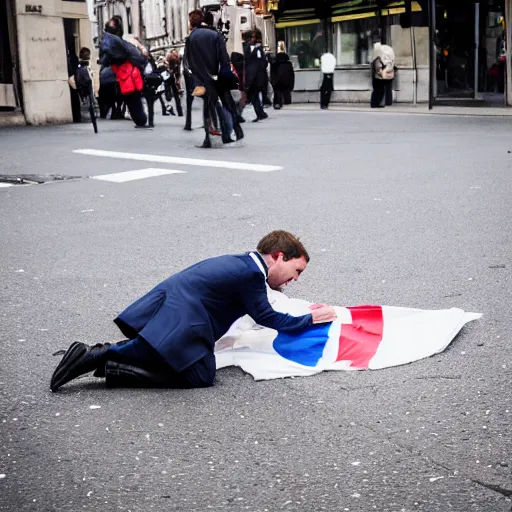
top-left (214, 289), bottom-right (481, 380)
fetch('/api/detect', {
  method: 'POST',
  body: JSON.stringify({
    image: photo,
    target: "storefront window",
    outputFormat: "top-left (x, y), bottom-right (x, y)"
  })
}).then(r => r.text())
top-left (333, 19), bottom-right (381, 65)
top-left (277, 22), bottom-right (326, 69)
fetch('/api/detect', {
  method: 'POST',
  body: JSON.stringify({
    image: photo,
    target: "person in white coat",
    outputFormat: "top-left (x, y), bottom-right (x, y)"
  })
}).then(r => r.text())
top-left (319, 52), bottom-right (336, 109)
top-left (371, 42), bottom-right (396, 108)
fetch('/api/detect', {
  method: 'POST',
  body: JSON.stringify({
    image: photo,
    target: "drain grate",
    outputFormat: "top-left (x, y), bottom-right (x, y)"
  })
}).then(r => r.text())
top-left (0, 174), bottom-right (83, 185)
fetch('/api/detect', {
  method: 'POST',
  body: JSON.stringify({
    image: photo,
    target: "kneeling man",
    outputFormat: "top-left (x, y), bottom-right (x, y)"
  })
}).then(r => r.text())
top-left (51, 230), bottom-right (336, 391)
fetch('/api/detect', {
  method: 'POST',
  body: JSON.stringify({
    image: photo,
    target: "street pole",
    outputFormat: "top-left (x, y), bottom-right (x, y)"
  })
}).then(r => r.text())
top-left (410, 24), bottom-right (417, 105)
top-left (474, 2), bottom-right (480, 100)
top-left (506, 0), bottom-right (512, 106)
top-left (428, 0), bottom-right (435, 109)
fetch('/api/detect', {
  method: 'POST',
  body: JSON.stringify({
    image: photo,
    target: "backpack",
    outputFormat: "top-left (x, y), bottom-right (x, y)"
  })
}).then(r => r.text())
top-left (111, 61), bottom-right (144, 95)
top-left (75, 66), bottom-right (92, 90)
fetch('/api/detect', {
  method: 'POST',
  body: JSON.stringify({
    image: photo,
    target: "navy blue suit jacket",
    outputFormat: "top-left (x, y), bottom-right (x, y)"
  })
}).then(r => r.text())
top-left (114, 252), bottom-right (313, 372)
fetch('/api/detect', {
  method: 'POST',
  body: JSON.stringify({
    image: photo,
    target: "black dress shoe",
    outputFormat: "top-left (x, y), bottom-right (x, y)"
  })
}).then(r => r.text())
top-left (50, 342), bottom-right (111, 392)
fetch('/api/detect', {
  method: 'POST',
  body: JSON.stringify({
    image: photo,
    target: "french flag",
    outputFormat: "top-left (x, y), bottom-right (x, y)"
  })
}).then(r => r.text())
top-left (215, 291), bottom-right (481, 380)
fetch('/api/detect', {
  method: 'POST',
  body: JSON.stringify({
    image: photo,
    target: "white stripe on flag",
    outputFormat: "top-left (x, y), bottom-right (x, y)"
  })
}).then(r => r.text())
top-left (74, 149), bottom-right (283, 172)
top-left (91, 168), bottom-right (187, 183)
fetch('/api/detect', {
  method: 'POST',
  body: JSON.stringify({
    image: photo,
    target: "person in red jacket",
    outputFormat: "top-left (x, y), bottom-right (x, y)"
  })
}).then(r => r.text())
top-left (100, 17), bottom-right (149, 128)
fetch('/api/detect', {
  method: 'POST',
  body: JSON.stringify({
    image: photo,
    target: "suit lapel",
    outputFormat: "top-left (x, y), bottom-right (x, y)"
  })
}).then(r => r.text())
top-left (248, 251), bottom-right (268, 278)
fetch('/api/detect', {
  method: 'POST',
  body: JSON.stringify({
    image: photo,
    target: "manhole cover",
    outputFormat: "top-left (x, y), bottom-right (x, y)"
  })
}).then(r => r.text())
top-left (0, 174), bottom-right (82, 185)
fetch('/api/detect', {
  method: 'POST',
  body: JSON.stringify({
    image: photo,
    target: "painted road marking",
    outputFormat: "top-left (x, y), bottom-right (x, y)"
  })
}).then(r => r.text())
top-left (92, 168), bottom-right (187, 183)
top-left (73, 149), bottom-right (283, 172)
top-left (0, 183), bottom-right (13, 188)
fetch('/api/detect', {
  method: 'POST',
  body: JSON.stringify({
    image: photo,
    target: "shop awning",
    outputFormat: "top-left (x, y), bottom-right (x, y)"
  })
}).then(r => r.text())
top-left (275, 0), bottom-right (423, 27)
top-left (331, 0), bottom-right (422, 22)
top-left (275, 7), bottom-right (320, 28)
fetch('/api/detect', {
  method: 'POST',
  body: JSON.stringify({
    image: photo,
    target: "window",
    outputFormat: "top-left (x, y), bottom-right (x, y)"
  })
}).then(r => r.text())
top-left (277, 22), bottom-right (326, 69)
top-left (333, 19), bottom-right (381, 65)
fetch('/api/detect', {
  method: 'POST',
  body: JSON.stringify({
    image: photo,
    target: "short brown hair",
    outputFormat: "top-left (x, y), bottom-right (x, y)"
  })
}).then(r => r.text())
top-left (257, 230), bottom-right (310, 263)
top-left (189, 9), bottom-right (203, 28)
top-left (79, 47), bottom-right (91, 61)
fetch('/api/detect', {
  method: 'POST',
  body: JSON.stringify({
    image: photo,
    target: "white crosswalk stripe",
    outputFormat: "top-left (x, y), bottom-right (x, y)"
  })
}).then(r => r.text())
top-left (0, 183), bottom-right (13, 188)
top-left (73, 149), bottom-right (283, 172)
top-left (92, 168), bottom-right (186, 183)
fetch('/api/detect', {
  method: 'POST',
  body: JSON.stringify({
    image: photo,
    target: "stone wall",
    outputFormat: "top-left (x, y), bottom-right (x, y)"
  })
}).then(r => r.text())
top-left (15, 0), bottom-right (72, 124)
top-left (14, 0), bottom-right (93, 125)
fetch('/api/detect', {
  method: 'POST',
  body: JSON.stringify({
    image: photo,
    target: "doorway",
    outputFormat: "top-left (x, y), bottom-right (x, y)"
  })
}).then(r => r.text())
top-left (63, 18), bottom-right (81, 121)
top-left (432, 0), bottom-right (506, 105)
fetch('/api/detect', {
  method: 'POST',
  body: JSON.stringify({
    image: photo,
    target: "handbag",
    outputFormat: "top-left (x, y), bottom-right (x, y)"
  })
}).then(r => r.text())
top-left (217, 65), bottom-right (239, 91)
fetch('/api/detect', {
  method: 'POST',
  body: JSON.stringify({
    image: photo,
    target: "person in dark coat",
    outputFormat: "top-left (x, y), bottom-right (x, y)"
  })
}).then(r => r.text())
top-left (98, 16), bottom-right (126, 120)
top-left (230, 51), bottom-right (246, 122)
top-left (50, 231), bottom-right (337, 391)
top-left (270, 51), bottom-right (295, 109)
top-left (184, 9), bottom-right (243, 147)
top-left (245, 29), bottom-right (268, 122)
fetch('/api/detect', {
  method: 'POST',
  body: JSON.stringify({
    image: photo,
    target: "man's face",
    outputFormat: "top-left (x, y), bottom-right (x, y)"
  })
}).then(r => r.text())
top-left (267, 253), bottom-right (307, 291)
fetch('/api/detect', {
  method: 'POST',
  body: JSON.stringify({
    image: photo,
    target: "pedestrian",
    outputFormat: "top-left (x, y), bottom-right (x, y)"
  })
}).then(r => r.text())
top-left (270, 43), bottom-right (294, 109)
top-left (319, 52), bottom-right (336, 109)
top-left (184, 9), bottom-right (243, 147)
top-left (100, 17), bottom-right (149, 128)
top-left (142, 51), bottom-right (164, 128)
top-left (370, 42), bottom-right (396, 108)
top-left (182, 12), bottom-right (221, 136)
top-left (230, 51), bottom-right (246, 123)
top-left (50, 230), bottom-right (337, 391)
top-left (245, 29), bottom-right (269, 122)
top-left (98, 16), bottom-right (125, 120)
top-left (165, 50), bottom-right (184, 117)
top-left (67, 47), bottom-right (95, 124)
top-left (66, 44), bottom-right (81, 122)
top-left (154, 56), bottom-right (175, 117)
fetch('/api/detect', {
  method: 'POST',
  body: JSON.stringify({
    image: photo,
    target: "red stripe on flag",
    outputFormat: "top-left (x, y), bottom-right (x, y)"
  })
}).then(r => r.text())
top-left (336, 305), bottom-right (384, 368)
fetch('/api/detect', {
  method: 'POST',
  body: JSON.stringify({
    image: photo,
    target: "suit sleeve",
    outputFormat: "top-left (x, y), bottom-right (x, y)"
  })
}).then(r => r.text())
top-left (239, 272), bottom-right (313, 332)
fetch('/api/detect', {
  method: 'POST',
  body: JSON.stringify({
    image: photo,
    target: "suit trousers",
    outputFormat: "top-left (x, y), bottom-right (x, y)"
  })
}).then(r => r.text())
top-left (184, 73), bottom-right (194, 129)
top-left (123, 92), bottom-right (147, 126)
top-left (320, 74), bottom-right (334, 108)
top-left (106, 335), bottom-right (216, 388)
top-left (247, 86), bottom-right (265, 118)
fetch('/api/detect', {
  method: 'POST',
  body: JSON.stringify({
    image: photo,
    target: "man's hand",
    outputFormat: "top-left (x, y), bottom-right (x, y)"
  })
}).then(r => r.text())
top-left (310, 305), bottom-right (337, 324)
top-left (309, 303), bottom-right (328, 310)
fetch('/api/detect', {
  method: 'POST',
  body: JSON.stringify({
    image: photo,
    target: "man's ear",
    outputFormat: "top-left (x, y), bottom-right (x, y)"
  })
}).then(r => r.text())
top-left (271, 251), bottom-right (282, 261)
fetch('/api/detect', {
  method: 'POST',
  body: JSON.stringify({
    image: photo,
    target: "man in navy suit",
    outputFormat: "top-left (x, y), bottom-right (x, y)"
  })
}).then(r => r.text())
top-left (51, 230), bottom-right (337, 391)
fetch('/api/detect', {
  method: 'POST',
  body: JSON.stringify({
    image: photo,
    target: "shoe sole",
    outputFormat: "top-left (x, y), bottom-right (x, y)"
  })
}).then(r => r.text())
top-left (50, 343), bottom-right (87, 392)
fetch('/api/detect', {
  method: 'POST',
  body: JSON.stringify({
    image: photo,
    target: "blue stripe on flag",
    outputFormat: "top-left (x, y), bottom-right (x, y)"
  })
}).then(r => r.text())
top-left (272, 323), bottom-right (331, 367)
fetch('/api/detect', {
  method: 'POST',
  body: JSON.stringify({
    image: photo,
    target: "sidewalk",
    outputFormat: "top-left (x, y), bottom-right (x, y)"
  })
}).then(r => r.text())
top-left (286, 102), bottom-right (512, 117)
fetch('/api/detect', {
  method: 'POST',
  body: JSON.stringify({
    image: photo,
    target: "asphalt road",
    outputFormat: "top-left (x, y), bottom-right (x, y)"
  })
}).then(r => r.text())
top-left (0, 105), bottom-right (511, 512)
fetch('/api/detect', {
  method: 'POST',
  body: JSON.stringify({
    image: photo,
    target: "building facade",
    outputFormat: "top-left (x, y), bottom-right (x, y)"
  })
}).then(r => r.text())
top-left (4, 0), bottom-right (512, 127)
top-left (0, 0), bottom-right (95, 126)
top-left (90, 0), bottom-right (275, 56)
